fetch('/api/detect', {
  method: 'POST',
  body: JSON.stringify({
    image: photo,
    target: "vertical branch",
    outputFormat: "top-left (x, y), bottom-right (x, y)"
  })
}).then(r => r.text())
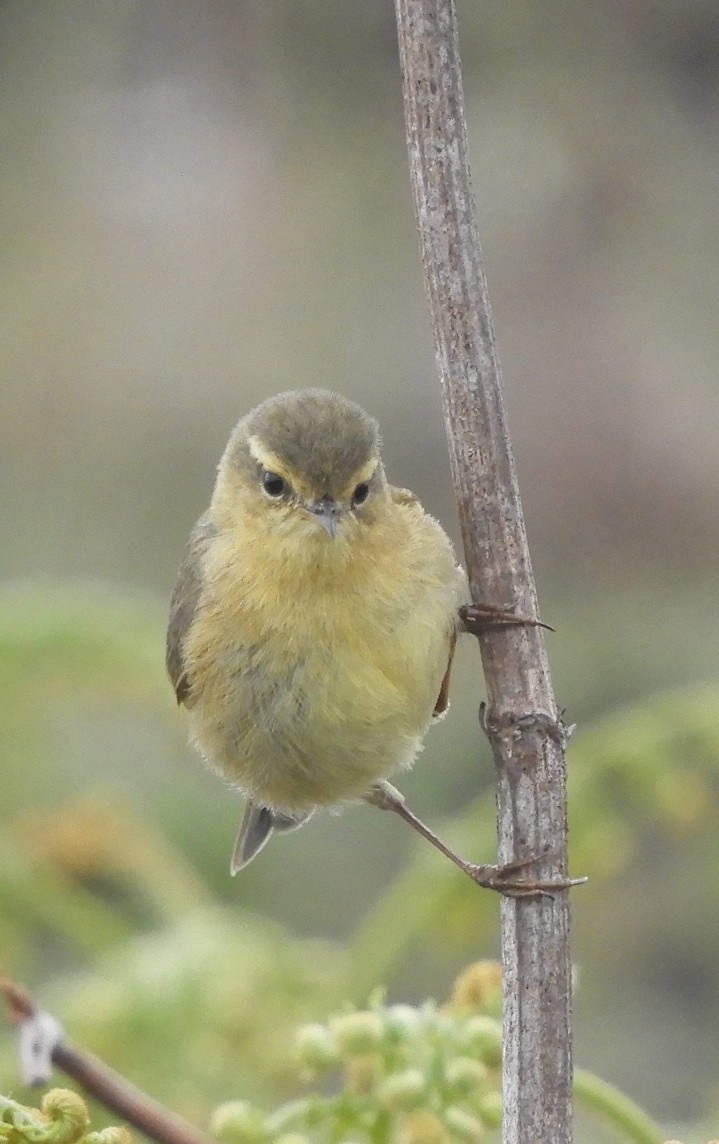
top-left (393, 3), bottom-right (574, 1143)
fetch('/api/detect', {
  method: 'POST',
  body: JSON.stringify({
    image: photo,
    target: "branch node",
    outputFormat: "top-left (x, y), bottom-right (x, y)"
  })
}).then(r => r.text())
top-left (480, 709), bottom-right (573, 762)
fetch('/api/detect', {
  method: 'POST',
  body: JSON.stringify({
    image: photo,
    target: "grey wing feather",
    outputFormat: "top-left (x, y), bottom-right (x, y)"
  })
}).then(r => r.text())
top-left (166, 513), bottom-right (218, 705)
top-left (231, 801), bottom-right (312, 874)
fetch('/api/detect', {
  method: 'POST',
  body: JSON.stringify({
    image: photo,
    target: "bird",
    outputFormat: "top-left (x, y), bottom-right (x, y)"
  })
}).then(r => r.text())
top-left (166, 387), bottom-right (466, 865)
top-left (166, 388), bottom-right (581, 895)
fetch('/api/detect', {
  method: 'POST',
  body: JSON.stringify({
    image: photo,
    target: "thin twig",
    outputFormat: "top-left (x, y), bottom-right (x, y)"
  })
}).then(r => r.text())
top-left (0, 975), bottom-right (213, 1144)
top-left (392, 2), bottom-right (576, 1143)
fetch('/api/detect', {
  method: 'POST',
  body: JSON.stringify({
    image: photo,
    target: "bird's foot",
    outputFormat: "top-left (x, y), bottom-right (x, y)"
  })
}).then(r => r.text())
top-left (367, 783), bottom-right (587, 897)
top-left (460, 602), bottom-right (553, 635)
top-left (465, 853), bottom-right (588, 898)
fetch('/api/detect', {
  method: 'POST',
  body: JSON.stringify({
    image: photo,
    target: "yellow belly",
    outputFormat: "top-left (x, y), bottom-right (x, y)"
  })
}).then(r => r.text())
top-left (183, 497), bottom-right (464, 813)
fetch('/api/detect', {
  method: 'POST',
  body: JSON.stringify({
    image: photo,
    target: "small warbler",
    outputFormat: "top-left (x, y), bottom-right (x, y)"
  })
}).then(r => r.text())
top-left (167, 389), bottom-right (466, 871)
top-left (167, 389), bottom-right (580, 894)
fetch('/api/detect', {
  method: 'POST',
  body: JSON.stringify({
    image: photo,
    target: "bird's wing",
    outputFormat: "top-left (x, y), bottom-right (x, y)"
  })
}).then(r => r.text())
top-left (389, 484), bottom-right (461, 717)
top-left (433, 629), bottom-right (457, 717)
top-left (166, 513), bottom-right (218, 706)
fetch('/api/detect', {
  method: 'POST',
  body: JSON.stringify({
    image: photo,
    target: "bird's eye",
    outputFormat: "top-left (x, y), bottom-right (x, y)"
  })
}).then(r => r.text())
top-left (352, 482), bottom-right (370, 507)
top-left (261, 470), bottom-right (287, 498)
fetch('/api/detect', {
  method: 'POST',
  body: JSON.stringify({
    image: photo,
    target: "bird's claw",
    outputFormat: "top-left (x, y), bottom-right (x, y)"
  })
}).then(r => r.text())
top-left (466, 855), bottom-right (588, 899)
top-left (460, 603), bottom-right (554, 635)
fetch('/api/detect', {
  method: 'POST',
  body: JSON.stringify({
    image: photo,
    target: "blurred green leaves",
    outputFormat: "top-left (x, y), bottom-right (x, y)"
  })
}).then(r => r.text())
top-left (1, 580), bottom-right (718, 1139)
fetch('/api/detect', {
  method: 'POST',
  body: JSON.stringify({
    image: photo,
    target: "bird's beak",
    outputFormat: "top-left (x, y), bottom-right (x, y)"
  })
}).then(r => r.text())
top-left (306, 499), bottom-right (342, 538)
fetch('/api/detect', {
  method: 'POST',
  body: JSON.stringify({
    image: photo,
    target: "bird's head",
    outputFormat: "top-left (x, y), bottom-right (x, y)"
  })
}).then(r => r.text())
top-left (213, 389), bottom-right (388, 544)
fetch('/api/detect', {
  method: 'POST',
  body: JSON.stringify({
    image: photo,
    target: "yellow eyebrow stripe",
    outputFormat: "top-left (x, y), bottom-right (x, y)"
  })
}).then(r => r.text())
top-left (247, 436), bottom-right (292, 480)
top-left (353, 458), bottom-right (379, 484)
top-left (337, 458), bottom-right (378, 500)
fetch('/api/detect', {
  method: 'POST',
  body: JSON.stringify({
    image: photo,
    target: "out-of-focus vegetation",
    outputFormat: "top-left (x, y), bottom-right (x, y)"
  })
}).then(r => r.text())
top-left (208, 963), bottom-right (667, 1144)
top-left (0, 971), bottom-right (683, 1144)
top-left (1, 584), bottom-right (718, 1143)
top-left (1, 2), bottom-right (718, 1142)
top-left (0, 1089), bottom-right (129, 1144)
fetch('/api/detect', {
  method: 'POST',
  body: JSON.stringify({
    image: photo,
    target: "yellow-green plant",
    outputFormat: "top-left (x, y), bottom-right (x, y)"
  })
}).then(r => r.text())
top-left (208, 964), bottom-right (666, 1144)
top-left (0, 1089), bottom-right (129, 1144)
top-left (2, 582), bottom-right (718, 1140)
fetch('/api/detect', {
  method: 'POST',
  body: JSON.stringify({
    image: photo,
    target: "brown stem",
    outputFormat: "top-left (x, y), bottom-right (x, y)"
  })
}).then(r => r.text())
top-left (0, 976), bottom-right (213, 1144)
top-left (393, 2), bottom-right (577, 1142)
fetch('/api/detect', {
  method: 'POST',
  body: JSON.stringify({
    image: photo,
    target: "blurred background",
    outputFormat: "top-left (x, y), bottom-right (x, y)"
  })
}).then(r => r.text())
top-left (2, 1), bottom-right (718, 1141)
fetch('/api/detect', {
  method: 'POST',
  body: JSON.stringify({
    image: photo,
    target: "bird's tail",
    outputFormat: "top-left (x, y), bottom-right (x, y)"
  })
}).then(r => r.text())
top-left (230, 800), bottom-right (312, 873)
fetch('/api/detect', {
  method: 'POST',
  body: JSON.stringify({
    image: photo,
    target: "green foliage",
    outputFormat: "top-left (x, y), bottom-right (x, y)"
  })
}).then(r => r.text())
top-left (204, 964), bottom-right (668, 1144)
top-left (0, 984), bottom-right (712, 1144)
top-left (0, 1090), bottom-right (129, 1144)
top-left (1, 581), bottom-right (718, 1142)
top-left (351, 678), bottom-right (719, 989)
top-left (0, 910), bottom-right (344, 1124)
top-left (211, 970), bottom-right (504, 1143)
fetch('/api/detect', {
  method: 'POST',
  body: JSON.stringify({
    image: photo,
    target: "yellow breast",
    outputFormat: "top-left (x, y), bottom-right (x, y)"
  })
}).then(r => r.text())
top-left (182, 493), bottom-right (465, 812)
